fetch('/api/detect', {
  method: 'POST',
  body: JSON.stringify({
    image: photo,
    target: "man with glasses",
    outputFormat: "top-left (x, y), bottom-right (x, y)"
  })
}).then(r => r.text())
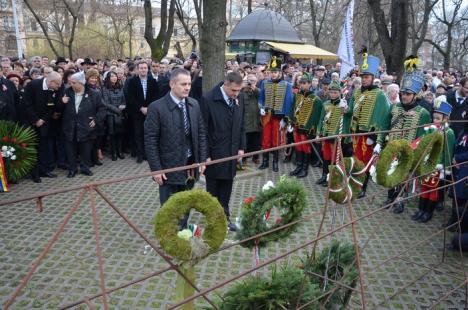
top-left (378, 56), bottom-right (431, 213)
top-left (446, 77), bottom-right (468, 138)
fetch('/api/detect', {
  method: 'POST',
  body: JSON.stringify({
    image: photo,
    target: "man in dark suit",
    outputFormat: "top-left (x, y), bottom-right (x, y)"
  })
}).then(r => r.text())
top-left (0, 72), bottom-right (18, 122)
top-left (126, 61), bottom-right (159, 163)
top-left (446, 77), bottom-right (468, 138)
top-left (200, 71), bottom-right (246, 231)
top-left (144, 68), bottom-right (207, 228)
top-left (22, 71), bottom-right (62, 182)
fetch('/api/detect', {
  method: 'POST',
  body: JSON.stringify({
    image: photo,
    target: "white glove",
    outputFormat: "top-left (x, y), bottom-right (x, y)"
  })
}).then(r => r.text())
top-left (260, 108), bottom-right (266, 116)
top-left (439, 170), bottom-right (445, 179)
top-left (373, 143), bottom-right (382, 155)
top-left (366, 137), bottom-right (375, 145)
top-left (287, 125), bottom-right (294, 133)
top-left (435, 164), bottom-right (443, 171)
top-left (280, 119), bottom-right (287, 129)
top-left (338, 99), bottom-right (348, 109)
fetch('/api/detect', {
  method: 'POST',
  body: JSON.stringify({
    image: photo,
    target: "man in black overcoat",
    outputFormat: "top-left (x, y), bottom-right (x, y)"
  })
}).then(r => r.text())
top-left (200, 71), bottom-right (246, 231)
top-left (446, 77), bottom-right (468, 138)
top-left (22, 71), bottom-right (63, 182)
top-left (126, 61), bottom-right (159, 163)
top-left (144, 68), bottom-right (207, 229)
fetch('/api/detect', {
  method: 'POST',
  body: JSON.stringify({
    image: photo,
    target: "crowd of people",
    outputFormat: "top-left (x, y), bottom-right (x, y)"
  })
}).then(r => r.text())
top-left (0, 52), bottom-right (466, 248)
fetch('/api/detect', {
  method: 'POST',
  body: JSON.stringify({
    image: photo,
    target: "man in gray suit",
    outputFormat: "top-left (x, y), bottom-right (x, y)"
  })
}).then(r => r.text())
top-left (144, 68), bottom-right (207, 228)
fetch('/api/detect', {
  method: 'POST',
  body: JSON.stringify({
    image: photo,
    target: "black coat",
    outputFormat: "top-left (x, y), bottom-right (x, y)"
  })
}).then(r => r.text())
top-left (22, 78), bottom-right (62, 136)
top-left (126, 75), bottom-right (159, 118)
top-left (200, 82), bottom-right (246, 180)
top-left (0, 77), bottom-right (18, 122)
top-left (446, 89), bottom-right (468, 138)
top-left (60, 87), bottom-right (106, 142)
top-left (156, 75), bottom-right (170, 99)
top-left (144, 93), bottom-right (207, 185)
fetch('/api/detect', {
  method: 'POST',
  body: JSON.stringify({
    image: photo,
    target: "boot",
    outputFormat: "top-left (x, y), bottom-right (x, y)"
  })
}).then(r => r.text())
top-left (357, 172), bottom-right (370, 199)
top-left (419, 200), bottom-right (435, 223)
top-left (316, 160), bottom-right (330, 185)
top-left (289, 152), bottom-right (303, 176)
top-left (383, 188), bottom-right (396, 208)
top-left (258, 152), bottom-right (269, 170)
top-left (272, 151), bottom-right (279, 172)
top-left (412, 198), bottom-right (427, 221)
top-left (392, 202), bottom-right (405, 214)
top-left (110, 136), bottom-right (117, 161)
top-left (296, 153), bottom-right (309, 178)
top-left (117, 137), bottom-right (125, 159)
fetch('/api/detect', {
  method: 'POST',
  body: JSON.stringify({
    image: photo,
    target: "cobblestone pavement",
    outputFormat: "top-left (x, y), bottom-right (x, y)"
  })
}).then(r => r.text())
top-left (1, 154), bottom-right (467, 309)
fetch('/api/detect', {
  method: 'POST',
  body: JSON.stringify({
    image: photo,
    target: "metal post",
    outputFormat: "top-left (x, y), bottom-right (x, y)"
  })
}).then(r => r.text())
top-left (11, 0), bottom-right (24, 58)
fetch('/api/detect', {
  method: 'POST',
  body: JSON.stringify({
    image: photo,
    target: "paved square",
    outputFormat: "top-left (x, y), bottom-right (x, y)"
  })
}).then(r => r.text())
top-left (1, 155), bottom-right (467, 309)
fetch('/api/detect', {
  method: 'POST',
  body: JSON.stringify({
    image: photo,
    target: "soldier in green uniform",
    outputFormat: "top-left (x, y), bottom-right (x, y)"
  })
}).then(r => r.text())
top-left (377, 56), bottom-right (432, 213)
top-left (349, 51), bottom-right (391, 198)
top-left (289, 74), bottom-right (323, 178)
top-left (316, 81), bottom-right (353, 186)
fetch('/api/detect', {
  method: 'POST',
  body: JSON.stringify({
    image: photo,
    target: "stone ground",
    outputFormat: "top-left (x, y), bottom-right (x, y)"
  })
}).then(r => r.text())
top-left (0, 154), bottom-right (467, 310)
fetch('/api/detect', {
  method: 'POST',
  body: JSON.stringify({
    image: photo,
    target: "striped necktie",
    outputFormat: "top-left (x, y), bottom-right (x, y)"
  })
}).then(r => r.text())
top-left (178, 101), bottom-right (189, 136)
top-left (228, 98), bottom-right (236, 109)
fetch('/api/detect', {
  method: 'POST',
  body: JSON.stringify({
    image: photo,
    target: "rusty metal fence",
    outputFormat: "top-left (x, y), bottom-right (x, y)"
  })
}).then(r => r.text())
top-left (1, 123), bottom-right (467, 309)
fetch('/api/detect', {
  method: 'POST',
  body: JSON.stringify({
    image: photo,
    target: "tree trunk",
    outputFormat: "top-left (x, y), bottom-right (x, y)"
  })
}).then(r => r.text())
top-left (248, 0), bottom-right (252, 14)
top-left (144, 0), bottom-right (176, 61)
top-left (200, 0), bottom-right (227, 93)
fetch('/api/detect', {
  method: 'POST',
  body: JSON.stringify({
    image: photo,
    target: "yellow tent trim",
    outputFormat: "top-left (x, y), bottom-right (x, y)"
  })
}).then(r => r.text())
top-left (264, 41), bottom-right (338, 60)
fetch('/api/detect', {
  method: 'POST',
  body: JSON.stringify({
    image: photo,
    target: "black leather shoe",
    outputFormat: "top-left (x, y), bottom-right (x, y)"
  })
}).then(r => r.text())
top-left (418, 212), bottom-right (433, 223)
top-left (411, 210), bottom-right (425, 221)
top-left (136, 157), bottom-right (143, 164)
top-left (289, 165), bottom-right (302, 176)
top-left (311, 160), bottom-right (321, 168)
top-left (117, 153), bottom-right (125, 159)
top-left (40, 172), bottom-right (57, 178)
top-left (32, 176), bottom-right (42, 183)
top-left (357, 190), bottom-right (366, 199)
top-left (67, 171), bottom-right (76, 178)
top-left (316, 175), bottom-right (327, 185)
top-left (112, 154), bottom-right (117, 161)
top-left (81, 169), bottom-right (94, 176)
top-left (228, 222), bottom-right (238, 232)
top-left (94, 160), bottom-right (103, 166)
top-left (272, 161), bottom-right (279, 172)
top-left (392, 202), bottom-right (405, 214)
top-left (435, 202), bottom-right (444, 212)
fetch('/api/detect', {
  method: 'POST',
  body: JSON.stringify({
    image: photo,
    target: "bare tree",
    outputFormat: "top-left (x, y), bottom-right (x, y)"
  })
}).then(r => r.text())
top-left (23, 0), bottom-right (84, 58)
top-left (200, 0), bottom-right (227, 92)
top-left (175, 0), bottom-right (198, 52)
top-left (143, 0), bottom-right (176, 60)
top-left (424, 0), bottom-right (467, 70)
top-left (367, 0), bottom-right (409, 79)
top-left (309, 0), bottom-right (331, 47)
top-left (408, 0), bottom-right (439, 55)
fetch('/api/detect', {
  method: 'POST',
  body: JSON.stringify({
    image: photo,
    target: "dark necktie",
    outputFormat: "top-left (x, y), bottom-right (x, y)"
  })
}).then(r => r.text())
top-left (228, 98), bottom-right (236, 109)
top-left (178, 101), bottom-right (189, 136)
top-left (458, 97), bottom-right (465, 105)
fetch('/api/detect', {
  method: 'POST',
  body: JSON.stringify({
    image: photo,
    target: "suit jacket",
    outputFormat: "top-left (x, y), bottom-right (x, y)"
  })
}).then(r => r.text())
top-left (200, 82), bottom-right (246, 180)
top-left (22, 78), bottom-right (62, 136)
top-left (126, 75), bottom-right (159, 118)
top-left (0, 77), bottom-right (18, 122)
top-left (447, 89), bottom-right (468, 138)
top-left (156, 74), bottom-right (170, 99)
top-left (144, 93), bottom-right (207, 185)
top-left (60, 87), bottom-right (106, 142)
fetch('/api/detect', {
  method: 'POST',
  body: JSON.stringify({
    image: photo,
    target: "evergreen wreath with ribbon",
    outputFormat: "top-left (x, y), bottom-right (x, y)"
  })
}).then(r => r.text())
top-left (328, 157), bottom-right (366, 204)
top-left (411, 131), bottom-right (443, 177)
top-left (376, 139), bottom-right (414, 188)
top-left (0, 121), bottom-right (37, 182)
top-left (236, 176), bottom-right (307, 248)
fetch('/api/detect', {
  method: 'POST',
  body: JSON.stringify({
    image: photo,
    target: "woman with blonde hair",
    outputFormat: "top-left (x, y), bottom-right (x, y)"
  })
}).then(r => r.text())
top-left (386, 83), bottom-right (400, 105)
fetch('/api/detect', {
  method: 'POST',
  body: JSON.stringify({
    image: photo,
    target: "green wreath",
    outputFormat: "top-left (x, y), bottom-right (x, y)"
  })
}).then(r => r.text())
top-left (236, 177), bottom-right (306, 248)
top-left (154, 189), bottom-right (227, 262)
top-left (328, 157), bottom-right (366, 204)
top-left (411, 132), bottom-right (443, 176)
top-left (0, 121), bottom-right (37, 182)
top-left (376, 139), bottom-right (413, 188)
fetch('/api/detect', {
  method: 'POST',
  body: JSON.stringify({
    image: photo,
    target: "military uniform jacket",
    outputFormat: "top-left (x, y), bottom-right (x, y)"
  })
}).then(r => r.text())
top-left (317, 98), bottom-right (352, 139)
top-left (349, 86), bottom-right (390, 136)
top-left (291, 91), bottom-right (322, 135)
top-left (383, 102), bottom-right (431, 143)
top-left (258, 79), bottom-right (293, 116)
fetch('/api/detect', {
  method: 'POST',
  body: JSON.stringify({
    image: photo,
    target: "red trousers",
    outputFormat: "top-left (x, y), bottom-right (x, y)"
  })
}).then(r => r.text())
top-left (262, 117), bottom-right (281, 149)
top-left (293, 130), bottom-right (311, 153)
top-left (353, 136), bottom-right (374, 165)
top-left (322, 140), bottom-right (339, 163)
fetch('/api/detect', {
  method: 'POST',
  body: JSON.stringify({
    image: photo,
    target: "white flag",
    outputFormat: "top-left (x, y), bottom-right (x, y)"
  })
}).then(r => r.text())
top-left (337, 0), bottom-right (355, 80)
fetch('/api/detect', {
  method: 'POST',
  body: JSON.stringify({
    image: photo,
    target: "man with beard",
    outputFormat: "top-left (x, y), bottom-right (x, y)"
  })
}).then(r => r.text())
top-left (289, 74), bottom-right (323, 178)
top-left (349, 51), bottom-right (390, 198)
top-left (258, 56), bottom-right (293, 172)
top-left (378, 56), bottom-right (431, 213)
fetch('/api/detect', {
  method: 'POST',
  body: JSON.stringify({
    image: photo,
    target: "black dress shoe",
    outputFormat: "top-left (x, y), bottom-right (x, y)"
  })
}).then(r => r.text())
top-left (316, 175), bottom-right (327, 185)
top-left (357, 190), bottom-right (366, 199)
top-left (32, 176), bottom-right (42, 183)
top-left (435, 202), bottom-right (444, 212)
top-left (117, 153), bottom-right (125, 159)
top-left (136, 157), bottom-right (143, 164)
top-left (112, 154), bottom-right (117, 161)
top-left (418, 212), bottom-right (433, 223)
top-left (94, 160), bottom-right (103, 166)
top-left (228, 222), bottom-right (238, 232)
top-left (311, 161), bottom-right (322, 168)
top-left (40, 172), bottom-right (57, 178)
top-left (411, 210), bottom-right (425, 221)
top-left (81, 169), bottom-right (93, 176)
top-left (392, 202), bottom-right (405, 214)
top-left (67, 171), bottom-right (76, 178)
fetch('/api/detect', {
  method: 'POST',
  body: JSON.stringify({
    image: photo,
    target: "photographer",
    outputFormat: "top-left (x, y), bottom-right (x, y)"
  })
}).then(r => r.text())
top-left (241, 73), bottom-right (262, 165)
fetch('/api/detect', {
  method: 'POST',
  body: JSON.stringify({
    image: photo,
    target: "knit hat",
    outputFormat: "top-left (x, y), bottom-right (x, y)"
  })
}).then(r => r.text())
top-left (70, 71), bottom-right (86, 85)
top-left (329, 80), bottom-right (341, 91)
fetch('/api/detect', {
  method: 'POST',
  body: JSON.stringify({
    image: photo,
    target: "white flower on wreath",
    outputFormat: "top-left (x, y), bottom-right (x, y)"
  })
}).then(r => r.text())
top-left (262, 180), bottom-right (275, 191)
top-left (1, 146), bottom-right (7, 152)
top-left (10, 155), bottom-right (16, 160)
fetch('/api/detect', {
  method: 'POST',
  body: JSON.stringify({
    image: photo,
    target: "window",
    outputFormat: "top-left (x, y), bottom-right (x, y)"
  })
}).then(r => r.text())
top-left (32, 39), bottom-right (38, 47)
top-left (30, 19), bottom-right (37, 31)
top-left (140, 26), bottom-right (144, 35)
top-left (3, 16), bottom-right (13, 31)
top-left (6, 35), bottom-right (16, 51)
top-left (140, 41), bottom-right (145, 49)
